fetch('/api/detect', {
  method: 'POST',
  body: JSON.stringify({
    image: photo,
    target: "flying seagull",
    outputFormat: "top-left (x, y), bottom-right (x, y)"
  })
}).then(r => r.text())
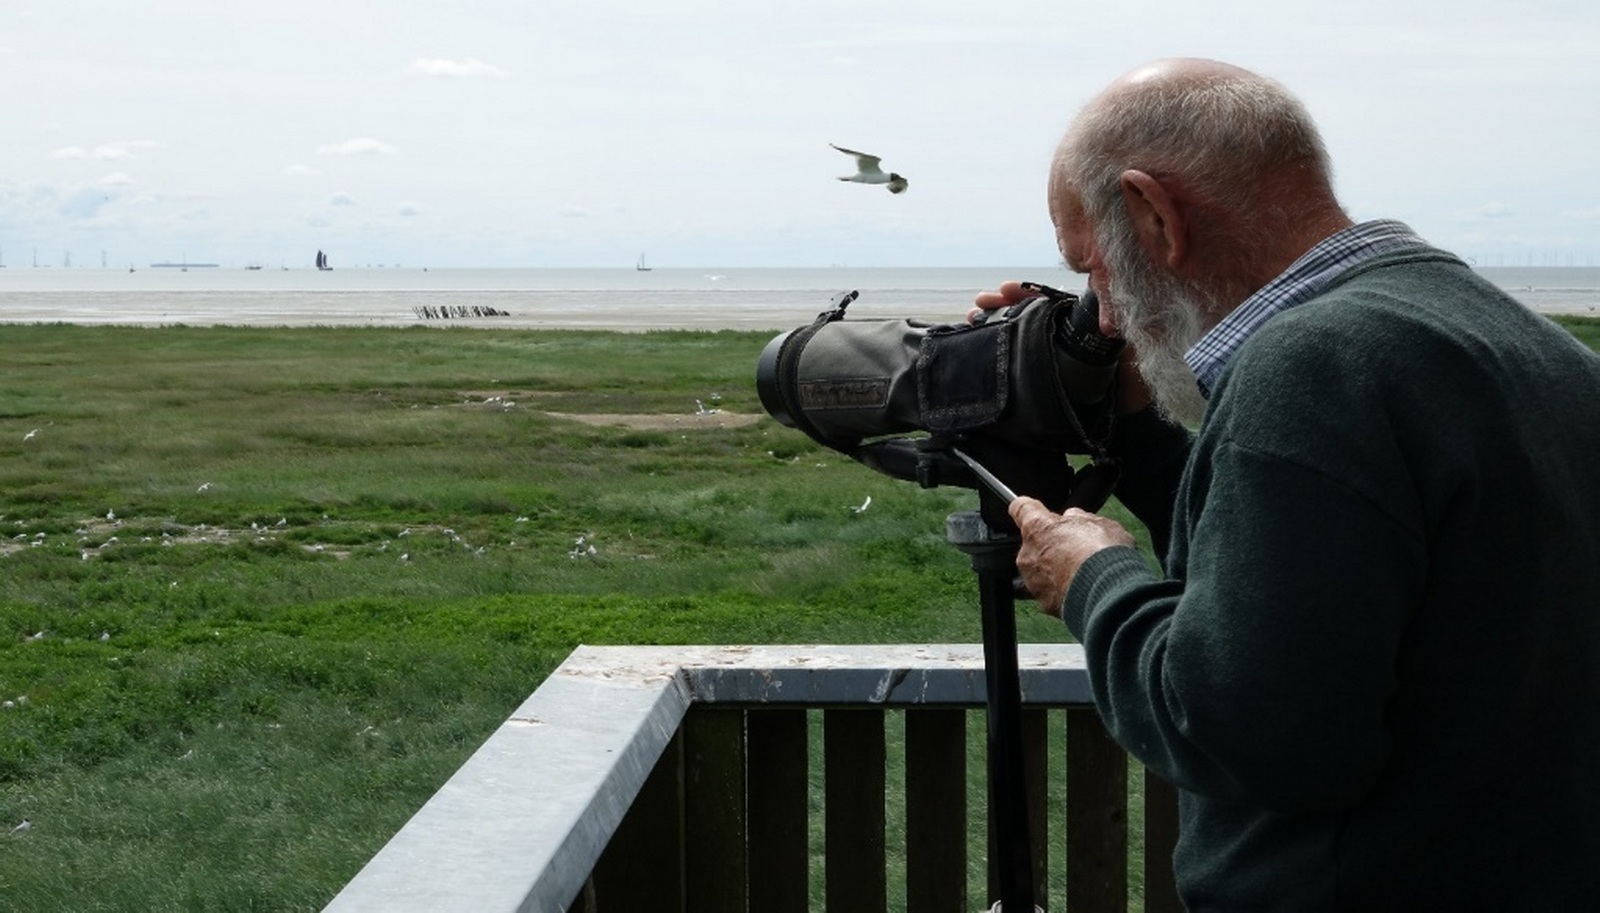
top-left (831, 144), bottom-right (908, 194)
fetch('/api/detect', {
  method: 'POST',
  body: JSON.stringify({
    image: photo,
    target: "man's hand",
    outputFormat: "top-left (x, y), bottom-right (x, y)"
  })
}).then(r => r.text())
top-left (968, 280), bottom-right (1034, 323)
top-left (1008, 497), bottom-right (1136, 616)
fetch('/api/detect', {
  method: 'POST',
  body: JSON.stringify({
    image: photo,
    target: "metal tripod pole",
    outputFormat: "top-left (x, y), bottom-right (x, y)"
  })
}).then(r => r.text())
top-left (947, 510), bottom-right (1037, 913)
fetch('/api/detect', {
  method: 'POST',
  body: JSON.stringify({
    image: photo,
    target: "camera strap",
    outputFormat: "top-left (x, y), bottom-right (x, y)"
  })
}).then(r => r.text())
top-left (1064, 456), bottom-right (1121, 512)
top-left (774, 291), bottom-right (867, 452)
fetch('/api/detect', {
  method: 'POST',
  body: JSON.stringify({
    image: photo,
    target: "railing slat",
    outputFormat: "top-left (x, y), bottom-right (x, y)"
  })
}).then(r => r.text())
top-left (825, 708), bottom-right (887, 913)
top-left (905, 708), bottom-right (967, 912)
top-left (684, 708), bottom-right (747, 913)
top-left (747, 708), bottom-right (809, 912)
top-left (586, 730), bottom-right (686, 911)
top-left (1066, 707), bottom-right (1129, 912)
top-left (1024, 708), bottom-right (1052, 910)
top-left (1143, 769), bottom-right (1183, 913)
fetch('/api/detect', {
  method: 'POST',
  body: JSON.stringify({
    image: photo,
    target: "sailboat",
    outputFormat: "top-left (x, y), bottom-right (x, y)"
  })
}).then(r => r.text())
top-left (316, 250), bottom-right (332, 271)
top-left (635, 253), bottom-right (652, 272)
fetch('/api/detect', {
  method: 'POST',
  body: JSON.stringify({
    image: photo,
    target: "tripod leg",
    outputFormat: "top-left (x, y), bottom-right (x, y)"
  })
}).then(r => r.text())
top-left (978, 559), bottom-right (1036, 912)
top-left (948, 510), bottom-right (1038, 912)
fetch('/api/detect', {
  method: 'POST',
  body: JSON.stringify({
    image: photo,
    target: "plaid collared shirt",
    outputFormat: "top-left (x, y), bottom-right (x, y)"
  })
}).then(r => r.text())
top-left (1184, 220), bottom-right (1431, 397)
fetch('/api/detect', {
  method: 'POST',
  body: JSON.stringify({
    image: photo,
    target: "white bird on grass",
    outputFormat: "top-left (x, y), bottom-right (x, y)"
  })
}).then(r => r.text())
top-left (831, 144), bottom-right (908, 194)
top-left (851, 496), bottom-right (872, 514)
top-left (8, 819), bottom-right (30, 837)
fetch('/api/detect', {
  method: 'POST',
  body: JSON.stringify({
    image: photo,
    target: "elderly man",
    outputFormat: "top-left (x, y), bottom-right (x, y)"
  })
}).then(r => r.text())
top-left (982, 59), bottom-right (1600, 909)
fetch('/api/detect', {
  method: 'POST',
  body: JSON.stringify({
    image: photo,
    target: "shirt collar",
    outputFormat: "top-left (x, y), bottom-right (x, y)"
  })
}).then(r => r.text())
top-left (1184, 220), bottom-right (1431, 396)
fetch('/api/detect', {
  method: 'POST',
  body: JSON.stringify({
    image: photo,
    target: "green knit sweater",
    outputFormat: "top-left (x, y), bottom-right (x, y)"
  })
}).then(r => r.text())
top-left (1067, 250), bottom-right (1600, 910)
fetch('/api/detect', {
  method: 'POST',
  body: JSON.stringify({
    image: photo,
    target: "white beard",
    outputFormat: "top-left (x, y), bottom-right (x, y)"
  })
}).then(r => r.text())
top-left (1100, 235), bottom-right (1213, 427)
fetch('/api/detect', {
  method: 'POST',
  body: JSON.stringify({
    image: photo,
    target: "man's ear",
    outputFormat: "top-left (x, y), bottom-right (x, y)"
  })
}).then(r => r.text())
top-left (1119, 169), bottom-right (1187, 269)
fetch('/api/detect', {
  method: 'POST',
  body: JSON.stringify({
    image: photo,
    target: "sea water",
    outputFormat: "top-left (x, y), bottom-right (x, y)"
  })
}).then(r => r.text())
top-left (0, 266), bottom-right (1596, 330)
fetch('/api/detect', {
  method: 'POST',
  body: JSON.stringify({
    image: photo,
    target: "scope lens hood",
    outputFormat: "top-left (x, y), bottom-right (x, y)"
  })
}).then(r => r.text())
top-left (756, 328), bottom-right (799, 428)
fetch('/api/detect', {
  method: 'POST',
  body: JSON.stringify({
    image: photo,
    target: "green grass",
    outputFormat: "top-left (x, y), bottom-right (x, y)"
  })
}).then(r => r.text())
top-left (0, 323), bottom-right (1081, 911)
top-left (2, 316), bottom-right (1595, 911)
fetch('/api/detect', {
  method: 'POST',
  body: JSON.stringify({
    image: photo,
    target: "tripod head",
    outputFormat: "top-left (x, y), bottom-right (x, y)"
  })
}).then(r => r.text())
top-left (851, 434), bottom-right (1119, 533)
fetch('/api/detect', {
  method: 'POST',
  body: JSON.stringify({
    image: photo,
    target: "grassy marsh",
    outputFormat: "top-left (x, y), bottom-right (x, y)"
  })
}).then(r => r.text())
top-left (0, 324), bottom-right (1069, 910)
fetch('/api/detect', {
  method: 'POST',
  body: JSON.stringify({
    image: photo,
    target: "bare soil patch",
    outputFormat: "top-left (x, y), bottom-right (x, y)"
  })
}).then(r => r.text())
top-left (546, 411), bottom-right (761, 431)
top-left (456, 390), bottom-right (760, 430)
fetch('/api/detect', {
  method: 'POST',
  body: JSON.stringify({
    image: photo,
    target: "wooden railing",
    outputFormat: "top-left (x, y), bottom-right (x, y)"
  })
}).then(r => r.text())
top-left (323, 644), bottom-right (1181, 913)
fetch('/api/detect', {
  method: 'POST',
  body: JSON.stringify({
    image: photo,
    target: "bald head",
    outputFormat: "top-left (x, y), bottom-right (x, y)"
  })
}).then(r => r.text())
top-left (1112, 57), bottom-right (1259, 95)
top-left (1050, 58), bottom-right (1350, 311)
top-left (1056, 58), bottom-right (1336, 221)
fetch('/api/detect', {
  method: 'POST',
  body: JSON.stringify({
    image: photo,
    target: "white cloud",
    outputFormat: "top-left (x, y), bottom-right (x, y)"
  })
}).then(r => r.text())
top-left (98, 172), bottom-right (135, 187)
top-left (1474, 202), bottom-right (1516, 220)
top-left (316, 138), bottom-right (399, 156)
top-left (409, 58), bottom-right (508, 78)
top-left (285, 164), bottom-right (321, 176)
top-left (329, 192), bottom-right (356, 207)
top-left (397, 201), bottom-right (423, 217)
top-left (51, 140), bottom-right (157, 161)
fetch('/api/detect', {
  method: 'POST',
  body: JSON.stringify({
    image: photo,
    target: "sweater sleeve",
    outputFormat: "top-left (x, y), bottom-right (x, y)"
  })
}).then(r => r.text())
top-left (1106, 406), bottom-right (1191, 557)
top-left (1064, 438), bottom-right (1425, 814)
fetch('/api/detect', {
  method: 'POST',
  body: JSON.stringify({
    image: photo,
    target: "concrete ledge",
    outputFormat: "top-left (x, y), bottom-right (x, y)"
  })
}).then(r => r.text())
top-left (323, 643), bottom-right (1090, 913)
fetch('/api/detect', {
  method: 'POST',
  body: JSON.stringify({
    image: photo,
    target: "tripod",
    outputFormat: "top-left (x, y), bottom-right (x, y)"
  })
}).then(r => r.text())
top-left (854, 435), bottom-right (1117, 910)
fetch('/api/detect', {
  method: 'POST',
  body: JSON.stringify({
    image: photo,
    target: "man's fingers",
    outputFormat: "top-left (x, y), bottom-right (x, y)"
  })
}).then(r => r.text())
top-left (971, 280), bottom-right (1034, 316)
top-left (996, 279), bottom-right (1029, 298)
top-left (1008, 495), bottom-right (1051, 529)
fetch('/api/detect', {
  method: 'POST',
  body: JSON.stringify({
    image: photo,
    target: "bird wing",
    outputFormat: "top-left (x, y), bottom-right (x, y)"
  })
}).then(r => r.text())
top-left (831, 143), bottom-right (885, 176)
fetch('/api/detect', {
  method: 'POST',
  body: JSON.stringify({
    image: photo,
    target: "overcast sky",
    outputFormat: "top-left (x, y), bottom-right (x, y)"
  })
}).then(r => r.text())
top-left (3, 0), bottom-right (1597, 269)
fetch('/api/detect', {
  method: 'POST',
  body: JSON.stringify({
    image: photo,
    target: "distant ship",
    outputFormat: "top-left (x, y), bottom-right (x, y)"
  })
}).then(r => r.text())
top-left (635, 252), bottom-right (651, 272)
top-left (316, 250), bottom-right (332, 271)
